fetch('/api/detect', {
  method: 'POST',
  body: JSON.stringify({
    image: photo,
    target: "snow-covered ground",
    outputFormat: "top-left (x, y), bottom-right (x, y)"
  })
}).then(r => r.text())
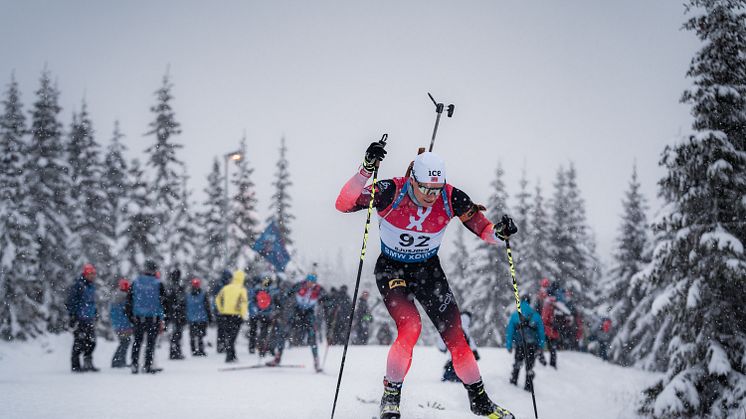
top-left (0, 332), bottom-right (659, 419)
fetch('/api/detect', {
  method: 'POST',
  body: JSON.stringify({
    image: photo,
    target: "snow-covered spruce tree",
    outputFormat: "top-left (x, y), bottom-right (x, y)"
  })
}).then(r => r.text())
top-left (267, 137), bottom-right (294, 247)
top-left (549, 164), bottom-right (596, 308)
top-left (511, 168), bottom-right (539, 296)
top-left (102, 121), bottom-right (129, 279)
top-left (170, 170), bottom-right (199, 278)
top-left (229, 135), bottom-right (260, 269)
top-left (522, 181), bottom-right (555, 301)
top-left (632, 1), bottom-right (746, 416)
top-left (564, 163), bottom-right (600, 308)
top-left (597, 164), bottom-right (651, 365)
top-left (448, 223), bottom-right (476, 306)
top-left (466, 163), bottom-right (513, 346)
top-left (144, 72), bottom-right (184, 268)
top-left (66, 101), bottom-right (111, 288)
top-left (0, 74), bottom-right (41, 340)
top-left (121, 159), bottom-right (158, 278)
top-left (548, 166), bottom-right (570, 285)
top-left (26, 69), bottom-right (73, 333)
top-left (196, 158), bottom-right (227, 284)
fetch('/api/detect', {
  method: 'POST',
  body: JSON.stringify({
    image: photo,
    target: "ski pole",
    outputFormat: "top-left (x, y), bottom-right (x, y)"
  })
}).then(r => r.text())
top-left (330, 133), bottom-right (388, 419)
top-left (505, 238), bottom-right (540, 419)
top-left (427, 92), bottom-right (455, 152)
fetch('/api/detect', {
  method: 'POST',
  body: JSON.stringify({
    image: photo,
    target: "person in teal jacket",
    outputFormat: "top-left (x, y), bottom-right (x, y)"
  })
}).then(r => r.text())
top-left (505, 296), bottom-right (546, 392)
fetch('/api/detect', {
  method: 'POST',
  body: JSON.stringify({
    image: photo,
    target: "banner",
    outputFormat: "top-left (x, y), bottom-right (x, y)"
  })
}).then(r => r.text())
top-left (251, 220), bottom-right (291, 272)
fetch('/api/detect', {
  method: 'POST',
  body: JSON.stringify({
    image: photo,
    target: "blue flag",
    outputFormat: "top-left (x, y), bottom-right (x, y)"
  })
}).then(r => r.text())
top-left (252, 220), bottom-right (291, 272)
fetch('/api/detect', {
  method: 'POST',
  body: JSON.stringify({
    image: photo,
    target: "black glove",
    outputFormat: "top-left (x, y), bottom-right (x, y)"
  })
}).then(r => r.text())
top-left (494, 214), bottom-right (518, 241)
top-left (472, 350), bottom-right (480, 361)
top-left (68, 317), bottom-right (78, 329)
top-left (362, 141), bottom-right (387, 172)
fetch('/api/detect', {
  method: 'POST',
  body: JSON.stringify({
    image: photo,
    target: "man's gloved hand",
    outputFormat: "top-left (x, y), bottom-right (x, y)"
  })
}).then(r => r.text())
top-left (362, 141), bottom-right (387, 172)
top-left (494, 214), bottom-right (518, 241)
top-left (69, 317), bottom-right (78, 329)
top-left (472, 350), bottom-right (481, 361)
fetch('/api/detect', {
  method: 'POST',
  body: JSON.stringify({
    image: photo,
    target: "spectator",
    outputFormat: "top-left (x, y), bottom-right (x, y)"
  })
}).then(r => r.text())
top-left (506, 296), bottom-right (546, 392)
top-left (376, 323), bottom-right (393, 346)
top-left (591, 316), bottom-right (613, 361)
top-left (126, 260), bottom-right (166, 374)
top-left (248, 273), bottom-right (279, 358)
top-left (164, 268), bottom-right (187, 360)
top-left (352, 290), bottom-right (373, 345)
top-left (110, 278), bottom-right (133, 368)
top-left (333, 285), bottom-right (353, 345)
top-left (186, 278), bottom-right (212, 356)
top-left (215, 270), bottom-right (248, 363)
top-left (437, 311), bottom-right (479, 382)
top-left (65, 263), bottom-right (99, 373)
top-left (212, 269), bottom-right (233, 354)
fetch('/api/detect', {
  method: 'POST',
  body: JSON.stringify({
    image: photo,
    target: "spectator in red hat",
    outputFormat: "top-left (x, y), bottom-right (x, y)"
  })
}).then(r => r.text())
top-left (65, 263), bottom-right (99, 372)
top-left (186, 278), bottom-right (212, 356)
top-left (110, 279), bottom-right (133, 368)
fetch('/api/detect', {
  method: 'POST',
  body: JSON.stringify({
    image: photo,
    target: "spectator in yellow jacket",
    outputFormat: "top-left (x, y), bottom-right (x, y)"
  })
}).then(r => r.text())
top-left (215, 270), bottom-right (248, 362)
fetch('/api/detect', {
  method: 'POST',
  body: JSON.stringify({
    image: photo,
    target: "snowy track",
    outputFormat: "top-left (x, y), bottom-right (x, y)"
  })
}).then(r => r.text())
top-left (0, 333), bottom-right (658, 419)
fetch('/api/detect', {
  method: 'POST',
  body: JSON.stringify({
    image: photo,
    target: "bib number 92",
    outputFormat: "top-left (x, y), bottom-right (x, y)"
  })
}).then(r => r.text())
top-left (399, 233), bottom-right (430, 248)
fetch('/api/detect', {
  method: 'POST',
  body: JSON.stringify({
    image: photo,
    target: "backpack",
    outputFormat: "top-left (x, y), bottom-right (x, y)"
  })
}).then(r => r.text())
top-left (256, 290), bottom-right (272, 311)
top-left (517, 316), bottom-right (538, 346)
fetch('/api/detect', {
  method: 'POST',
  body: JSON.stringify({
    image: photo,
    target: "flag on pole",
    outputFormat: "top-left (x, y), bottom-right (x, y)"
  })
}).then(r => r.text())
top-left (251, 220), bottom-right (291, 272)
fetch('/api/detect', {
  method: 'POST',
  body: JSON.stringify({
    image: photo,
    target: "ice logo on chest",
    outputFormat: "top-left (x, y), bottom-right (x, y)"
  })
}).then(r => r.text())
top-left (407, 207), bottom-right (432, 231)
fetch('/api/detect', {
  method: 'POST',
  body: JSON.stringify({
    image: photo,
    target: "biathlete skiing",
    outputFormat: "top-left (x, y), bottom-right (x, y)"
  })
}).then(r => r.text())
top-left (335, 140), bottom-right (517, 419)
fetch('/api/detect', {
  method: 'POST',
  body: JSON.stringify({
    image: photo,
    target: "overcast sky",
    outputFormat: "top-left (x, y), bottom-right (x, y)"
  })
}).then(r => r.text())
top-left (1, 0), bottom-right (700, 281)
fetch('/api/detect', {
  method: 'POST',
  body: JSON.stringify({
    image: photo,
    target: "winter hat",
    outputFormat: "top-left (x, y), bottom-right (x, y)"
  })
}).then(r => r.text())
top-left (306, 274), bottom-right (317, 283)
top-left (143, 260), bottom-right (159, 276)
top-left (221, 269), bottom-right (233, 283)
top-left (540, 278), bottom-right (550, 288)
top-left (411, 152), bottom-right (446, 184)
top-left (82, 263), bottom-right (96, 277)
top-left (118, 278), bottom-right (130, 292)
top-left (191, 278), bottom-right (201, 288)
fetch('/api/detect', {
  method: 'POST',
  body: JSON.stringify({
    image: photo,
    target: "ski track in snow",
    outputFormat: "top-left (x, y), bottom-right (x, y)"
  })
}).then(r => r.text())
top-left (0, 332), bottom-right (659, 419)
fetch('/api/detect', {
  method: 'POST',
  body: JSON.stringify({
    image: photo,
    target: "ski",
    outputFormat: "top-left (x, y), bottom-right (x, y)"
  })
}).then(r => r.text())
top-left (218, 363), bottom-right (305, 372)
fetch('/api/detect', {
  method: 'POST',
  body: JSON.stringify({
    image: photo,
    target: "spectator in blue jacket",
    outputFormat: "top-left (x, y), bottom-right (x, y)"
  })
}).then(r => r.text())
top-left (110, 279), bottom-right (133, 368)
top-left (186, 278), bottom-right (212, 356)
top-left (248, 274), bottom-right (280, 358)
top-left (126, 260), bottom-right (166, 374)
top-left (506, 296), bottom-right (546, 392)
top-left (65, 263), bottom-right (99, 373)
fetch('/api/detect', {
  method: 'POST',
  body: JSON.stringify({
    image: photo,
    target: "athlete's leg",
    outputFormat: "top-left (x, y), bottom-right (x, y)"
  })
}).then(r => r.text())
top-left (375, 256), bottom-right (422, 383)
top-left (412, 258), bottom-right (481, 385)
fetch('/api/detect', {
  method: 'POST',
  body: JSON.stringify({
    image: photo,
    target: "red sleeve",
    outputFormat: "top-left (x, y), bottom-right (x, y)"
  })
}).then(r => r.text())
top-left (335, 168), bottom-right (395, 213)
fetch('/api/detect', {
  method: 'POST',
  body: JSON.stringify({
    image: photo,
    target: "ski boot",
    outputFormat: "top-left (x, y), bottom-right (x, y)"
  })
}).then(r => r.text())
top-left (524, 371), bottom-right (535, 393)
top-left (379, 378), bottom-right (402, 419)
top-left (82, 357), bottom-right (100, 372)
top-left (131, 363), bottom-right (139, 374)
top-left (464, 380), bottom-right (515, 418)
top-left (144, 367), bottom-right (163, 374)
top-left (265, 353), bottom-right (282, 367)
top-left (71, 356), bottom-right (83, 373)
top-left (314, 357), bottom-right (323, 373)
